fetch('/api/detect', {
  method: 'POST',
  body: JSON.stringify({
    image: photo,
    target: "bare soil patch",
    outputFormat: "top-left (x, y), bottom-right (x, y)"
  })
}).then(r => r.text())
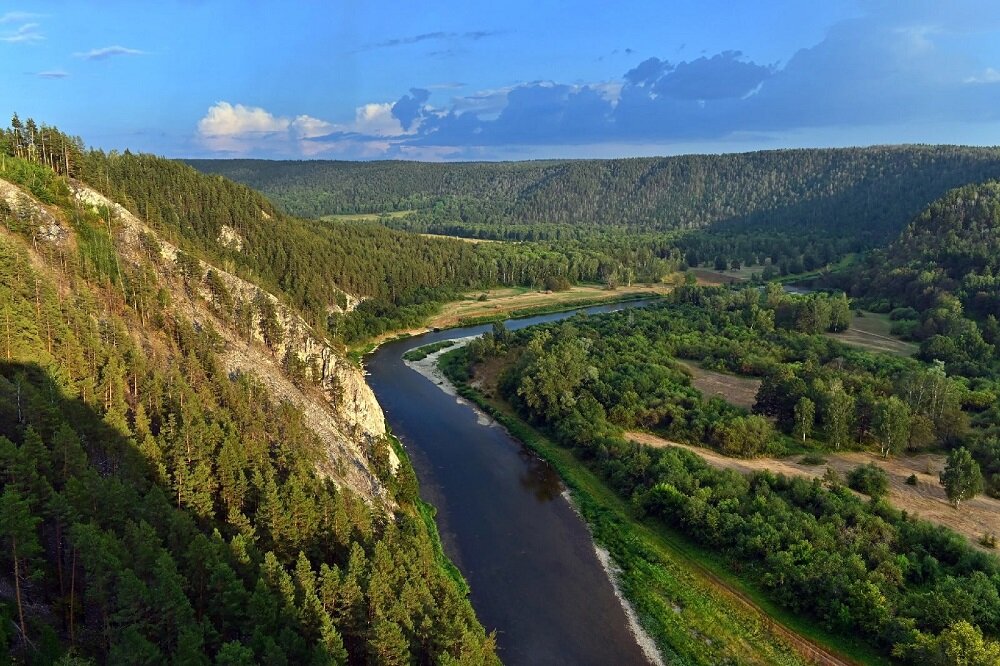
top-left (627, 431), bottom-right (1000, 549)
top-left (676, 360), bottom-right (761, 410)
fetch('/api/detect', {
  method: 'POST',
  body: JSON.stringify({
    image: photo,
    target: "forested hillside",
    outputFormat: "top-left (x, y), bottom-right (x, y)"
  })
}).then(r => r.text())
top-left (61, 149), bottom-right (674, 344)
top-left (0, 121), bottom-right (499, 663)
top-left (188, 146), bottom-right (1000, 242)
top-left (846, 181), bottom-right (1000, 320)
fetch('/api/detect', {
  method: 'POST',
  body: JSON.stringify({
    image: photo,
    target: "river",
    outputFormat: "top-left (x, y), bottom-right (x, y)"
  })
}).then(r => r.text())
top-left (365, 301), bottom-right (656, 666)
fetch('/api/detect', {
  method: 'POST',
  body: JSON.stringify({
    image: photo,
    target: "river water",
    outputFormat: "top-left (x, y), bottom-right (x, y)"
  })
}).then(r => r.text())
top-left (365, 302), bottom-right (655, 666)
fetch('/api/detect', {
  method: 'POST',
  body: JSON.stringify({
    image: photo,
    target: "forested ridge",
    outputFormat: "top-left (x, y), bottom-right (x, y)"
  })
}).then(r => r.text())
top-left (843, 180), bottom-right (1000, 325)
top-left (58, 148), bottom-right (674, 345)
top-left (0, 119), bottom-right (499, 663)
top-left (188, 146), bottom-right (1000, 242)
top-left (454, 286), bottom-right (1000, 663)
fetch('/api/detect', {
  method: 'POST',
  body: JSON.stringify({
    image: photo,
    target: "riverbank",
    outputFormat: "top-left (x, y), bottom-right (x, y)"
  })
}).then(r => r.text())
top-left (405, 338), bottom-right (664, 666)
top-left (438, 348), bottom-right (884, 665)
top-left (352, 284), bottom-right (670, 359)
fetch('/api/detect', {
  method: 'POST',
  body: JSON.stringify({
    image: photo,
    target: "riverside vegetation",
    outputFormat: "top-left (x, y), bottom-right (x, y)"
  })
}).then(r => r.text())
top-left (450, 277), bottom-right (1000, 662)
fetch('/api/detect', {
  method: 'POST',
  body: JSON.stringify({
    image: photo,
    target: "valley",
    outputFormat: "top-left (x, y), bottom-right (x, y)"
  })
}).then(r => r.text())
top-left (2, 118), bottom-right (999, 665)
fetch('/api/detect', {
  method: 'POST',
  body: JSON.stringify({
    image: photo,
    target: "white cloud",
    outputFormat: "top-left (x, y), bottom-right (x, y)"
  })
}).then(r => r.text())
top-left (0, 12), bottom-right (41, 25)
top-left (196, 101), bottom-right (414, 155)
top-left (75, 45), bottom-right (145, 60)
top-left (290, 114), bottom-right (333, 138)
top-left (1, 22), bottom-right (42, 43)
top-left (965, 67), bottom-right (1000, 84)
top-left (353, 103), bottom-right (406, 136)
top-left (197, 102), bottom-right (291, 153)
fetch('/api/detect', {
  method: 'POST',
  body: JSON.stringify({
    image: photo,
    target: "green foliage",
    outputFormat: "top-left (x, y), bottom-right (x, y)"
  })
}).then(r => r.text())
top-left (401, 340), bottom-right (454, 362)
top-left (847, 463), bottom-right (890, 498)
top-left (940, 447), bottom-right (984, 508)
top-left (893, 621), bottom-right (1000, 666)
top-left (462, 292), bottom-right (1000, 662)
top-left (0, 159), bottom-right (498, 664)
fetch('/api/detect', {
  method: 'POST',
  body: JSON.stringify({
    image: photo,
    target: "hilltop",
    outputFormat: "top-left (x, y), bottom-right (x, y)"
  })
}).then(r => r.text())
top-left (188, 146), bottom-right (1000, 242)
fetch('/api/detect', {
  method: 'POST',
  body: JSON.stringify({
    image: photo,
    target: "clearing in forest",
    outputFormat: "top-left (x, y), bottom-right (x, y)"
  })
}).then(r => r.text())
top-left (826, 311), bottom-right (917, 357)
top-left (675, 359), bottom-right (761, 410)
top-left (627, 431), bottom-right (1000, 550)
top-left (320, 209), bottom-right (416, 222)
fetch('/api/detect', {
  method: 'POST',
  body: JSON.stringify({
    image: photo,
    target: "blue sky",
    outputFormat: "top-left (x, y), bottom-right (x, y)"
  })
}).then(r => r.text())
top-left (3, 0), bottom-right (1000, 160)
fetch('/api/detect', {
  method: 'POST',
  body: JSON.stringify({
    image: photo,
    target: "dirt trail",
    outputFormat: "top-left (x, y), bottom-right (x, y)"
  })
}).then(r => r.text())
top-left (627, 431), bottom-right (999, 547)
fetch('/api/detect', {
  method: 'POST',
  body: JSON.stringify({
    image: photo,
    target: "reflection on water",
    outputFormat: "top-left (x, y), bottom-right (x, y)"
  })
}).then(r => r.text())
top-left (518, 448), bottom-right (564, 502)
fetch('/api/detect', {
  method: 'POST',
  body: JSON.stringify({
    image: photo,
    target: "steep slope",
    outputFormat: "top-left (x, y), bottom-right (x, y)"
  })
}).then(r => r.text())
top-left (70, 183), bottom-right (398, 497)
top-left (0, 162), bottom-right (498, 663)
top-left (188, 145), bottom-right (1000, 239)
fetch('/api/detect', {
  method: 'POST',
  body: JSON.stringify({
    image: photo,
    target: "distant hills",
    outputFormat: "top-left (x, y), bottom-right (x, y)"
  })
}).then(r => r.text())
top-left (187, 145), bottom-right (1000, 241)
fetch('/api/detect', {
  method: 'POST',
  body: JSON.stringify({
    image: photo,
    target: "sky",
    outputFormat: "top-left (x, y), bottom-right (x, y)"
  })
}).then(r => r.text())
top-left (2, 0), bottom-right (1000, 161)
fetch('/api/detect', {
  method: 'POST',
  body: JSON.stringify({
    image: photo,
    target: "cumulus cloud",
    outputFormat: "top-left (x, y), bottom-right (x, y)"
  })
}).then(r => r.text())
top-left (1, 22), bottom-right (42, 43)
top-left (75, 45), bottom-right (145, 60)
top-left (196, 1), bottom-right (1000, 158)
top-left (197, 102), bottom-right (406, 155)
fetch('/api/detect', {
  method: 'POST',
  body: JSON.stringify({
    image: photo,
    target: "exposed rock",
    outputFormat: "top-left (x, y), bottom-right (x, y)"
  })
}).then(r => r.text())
top-left (71, 182), bottom-right (397, 502)
top-left (218, 224), bottom-right (244, 251)
top-left (0, 178), bottom-right (68, 245)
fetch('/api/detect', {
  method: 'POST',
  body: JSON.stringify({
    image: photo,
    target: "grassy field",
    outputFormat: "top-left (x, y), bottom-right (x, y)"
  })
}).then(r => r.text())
top-left (428, 283), bottom-right (672, 328)
top-left (443, 352), bottom-right (886, 666)
top-left (354, 284), bottom-right (668, 354)
top-left (418, 233), bottom-right (499, 244)
top-left (675, 359), bottom-right (761, 410)
top-left (320, 209), bottom-right (416, 222)
top-left (691, 264), bottom-right (767, 284)
top-left (827, 311), bottom-right (918, 357)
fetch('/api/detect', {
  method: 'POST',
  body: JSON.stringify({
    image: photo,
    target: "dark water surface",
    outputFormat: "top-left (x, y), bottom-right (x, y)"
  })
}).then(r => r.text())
top-left (366, 302), bottom-right (655, 666)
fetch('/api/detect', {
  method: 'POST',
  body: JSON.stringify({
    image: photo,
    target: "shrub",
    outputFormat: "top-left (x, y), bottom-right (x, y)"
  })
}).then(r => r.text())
top-left (800, 453), bottom-right (827, 466)
top-left (889, 307), bottom-right (919, 321)
top-left (848, 462), bottom-right (890, 499)
top-left (905, 474), bottom-right (918, 486)
top-left (980, 532), bottom-right (997, 549)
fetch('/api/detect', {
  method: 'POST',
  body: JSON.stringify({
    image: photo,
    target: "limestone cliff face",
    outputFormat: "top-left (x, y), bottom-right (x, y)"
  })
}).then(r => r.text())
top-left (71, 183), bottom-right (397, 503)
top-left (0, 178), bottom-right (68, 244)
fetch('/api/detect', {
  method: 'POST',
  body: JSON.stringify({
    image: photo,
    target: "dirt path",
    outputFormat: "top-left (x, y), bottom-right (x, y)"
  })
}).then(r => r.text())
top-left (627, 432), bottom-right (999, 548)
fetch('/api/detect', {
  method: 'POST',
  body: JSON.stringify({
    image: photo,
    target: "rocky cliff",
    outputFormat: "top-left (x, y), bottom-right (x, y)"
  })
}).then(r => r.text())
top-left (4, 176), bottom-right (396, 504)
